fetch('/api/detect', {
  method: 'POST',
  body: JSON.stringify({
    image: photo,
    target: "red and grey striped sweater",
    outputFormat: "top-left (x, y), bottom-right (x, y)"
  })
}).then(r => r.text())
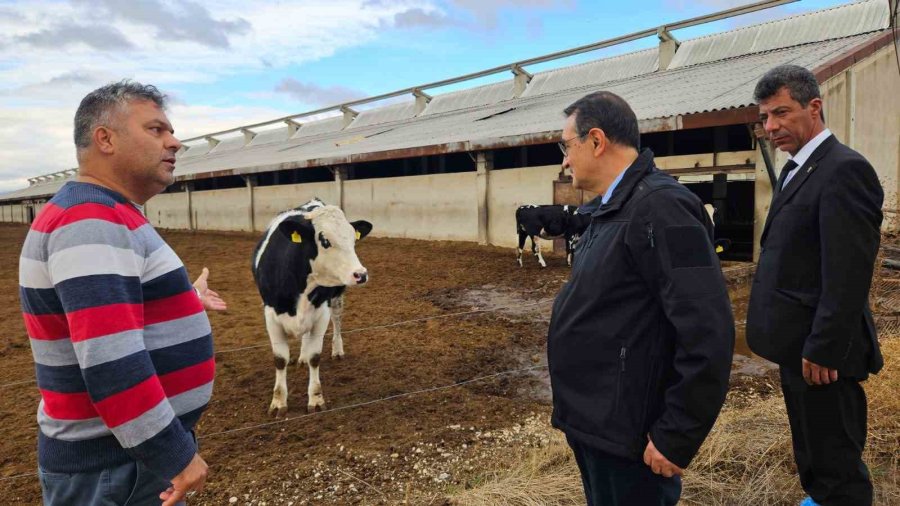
top-left (19, 181), bottom-right (214, 480)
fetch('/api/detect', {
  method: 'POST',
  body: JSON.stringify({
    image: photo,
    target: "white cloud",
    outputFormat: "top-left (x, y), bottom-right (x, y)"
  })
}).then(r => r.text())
top-left (0, 0), bottom-right (426, 191)
top-left (274, 79), bottom-right (368, 106)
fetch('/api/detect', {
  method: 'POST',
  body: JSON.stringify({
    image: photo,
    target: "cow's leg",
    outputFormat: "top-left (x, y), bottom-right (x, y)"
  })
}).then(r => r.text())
top-left (329, 295), bottom-right (345, 359)
top-left (300, 307), bottom-right (330, 412)
top-left (517, 230), bottom-right (527, 267)
top-left (535, 239), bottom-right (547, 268)
top-left (264, 308), bottom-right (291, 417)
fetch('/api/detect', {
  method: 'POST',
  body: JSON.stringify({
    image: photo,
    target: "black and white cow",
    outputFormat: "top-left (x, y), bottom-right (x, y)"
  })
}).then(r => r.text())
top-left (704, 203), bottom-right (732, 255)
top-left (516, 204), bottom-right (591, 267)
top-left (252, 199), bottom-right (372, 415)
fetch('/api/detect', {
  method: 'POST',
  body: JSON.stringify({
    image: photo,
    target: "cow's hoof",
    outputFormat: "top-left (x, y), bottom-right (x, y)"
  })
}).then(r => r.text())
top-left (332, 352), bottom-right (344, 360)
top-left (268, 403), bottom-right (288, 418)
top-left (307, 403), bottom-right (326, 413)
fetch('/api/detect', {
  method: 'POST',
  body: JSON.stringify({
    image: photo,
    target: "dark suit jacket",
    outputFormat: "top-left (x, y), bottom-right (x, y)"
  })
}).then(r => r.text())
top-left (746, 134), bottom-right (884, 378)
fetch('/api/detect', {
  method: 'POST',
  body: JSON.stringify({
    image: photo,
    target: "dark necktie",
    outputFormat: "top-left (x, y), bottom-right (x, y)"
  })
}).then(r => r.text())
top-left (775, 159), bottom-right (799, 196)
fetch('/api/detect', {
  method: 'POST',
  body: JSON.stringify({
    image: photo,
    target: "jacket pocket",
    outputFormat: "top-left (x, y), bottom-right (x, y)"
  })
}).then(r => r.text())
top-left (774, 287), bottom-right (819, 308)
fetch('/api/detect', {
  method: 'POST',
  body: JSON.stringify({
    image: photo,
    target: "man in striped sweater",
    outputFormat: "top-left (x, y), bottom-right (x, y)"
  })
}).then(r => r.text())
top-left (19, 81), bottom-right (226, 505)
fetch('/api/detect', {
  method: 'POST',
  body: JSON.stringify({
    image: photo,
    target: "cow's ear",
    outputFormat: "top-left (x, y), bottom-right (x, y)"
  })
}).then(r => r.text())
top-left (351, 220), bottom-right (373, 241)
top-left (277, 217), bottom-right (314, 245)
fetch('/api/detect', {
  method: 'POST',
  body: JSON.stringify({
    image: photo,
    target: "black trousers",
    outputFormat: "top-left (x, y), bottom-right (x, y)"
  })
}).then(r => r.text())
top-left (779, 366), bottom-right (872, 506)
top-left (566, 435), bottom-right (681, 506)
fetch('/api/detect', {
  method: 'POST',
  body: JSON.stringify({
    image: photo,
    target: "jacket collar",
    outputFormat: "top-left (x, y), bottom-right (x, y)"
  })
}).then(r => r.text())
top-left (761, 134), bottom-right (837, 244)
top-left (581, 148), bottom-right (656, 217)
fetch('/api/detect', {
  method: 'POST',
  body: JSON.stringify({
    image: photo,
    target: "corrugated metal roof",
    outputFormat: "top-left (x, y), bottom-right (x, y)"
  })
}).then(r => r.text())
top-left (293, 115), bottom-right (345, 138)
top-left (522, 48), bottom-right (659, 98)
top-left (208, 135), bottom-right (247, 154)
top-left (1, 178), bottom-right (69, 201)
top-left (165, 32), bottom-right (880, 180)
top-left (670, 0), bottom-right (888, 69)
top-left (248, 126), bottom-right (291, 146)
top-left (422, 80), bottom-right (516, 116)
top-left (179, 142), bottom-right (212, 159)
top-left (2, 0), bottom-right (890, 202)
top-left (348, 101), bottom-right (418, 129)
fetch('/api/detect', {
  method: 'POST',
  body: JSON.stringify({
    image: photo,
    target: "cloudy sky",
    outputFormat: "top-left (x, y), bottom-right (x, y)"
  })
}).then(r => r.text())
top-left (0, 0), bottom-right (848, 193)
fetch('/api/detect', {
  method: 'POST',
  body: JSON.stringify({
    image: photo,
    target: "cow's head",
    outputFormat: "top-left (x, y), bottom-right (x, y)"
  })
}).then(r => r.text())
top-left (277, 205), bottom-right (373, 287)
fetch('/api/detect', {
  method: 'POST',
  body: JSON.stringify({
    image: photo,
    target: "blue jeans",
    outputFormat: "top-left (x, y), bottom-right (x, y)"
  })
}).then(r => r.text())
top-left (566, 435), bottom-right (681, 506)
top-left (39, 460), bottom-right (183, 506)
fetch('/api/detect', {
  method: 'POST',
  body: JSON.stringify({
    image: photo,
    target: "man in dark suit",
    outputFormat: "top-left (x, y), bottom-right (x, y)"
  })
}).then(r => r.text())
top-left (746, 64), bottom-right (884, 506)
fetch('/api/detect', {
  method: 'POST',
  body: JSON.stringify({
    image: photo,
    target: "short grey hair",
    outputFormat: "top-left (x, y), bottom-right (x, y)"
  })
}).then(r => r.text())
top-left (73, 80), bottom-right (167, 151)
top-left (753, 64), bottom-right (821, 107)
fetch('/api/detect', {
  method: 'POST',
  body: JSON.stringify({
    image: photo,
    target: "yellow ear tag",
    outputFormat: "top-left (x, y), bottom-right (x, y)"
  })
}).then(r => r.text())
top-left (291, 231), bottom-right (302, 243)
top-left (355, 230), bottom-right (361, 240)
top-left (715, 245), bottom-right (724, 253)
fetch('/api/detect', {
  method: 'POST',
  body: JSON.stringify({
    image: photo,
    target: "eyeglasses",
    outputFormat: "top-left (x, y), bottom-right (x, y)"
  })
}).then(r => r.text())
top-left (558, 133), bottom-right (588, 157)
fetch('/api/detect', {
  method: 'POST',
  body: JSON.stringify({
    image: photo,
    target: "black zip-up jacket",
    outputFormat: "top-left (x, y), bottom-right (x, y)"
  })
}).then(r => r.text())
top-left (547, 149), bottom-right (734, 469)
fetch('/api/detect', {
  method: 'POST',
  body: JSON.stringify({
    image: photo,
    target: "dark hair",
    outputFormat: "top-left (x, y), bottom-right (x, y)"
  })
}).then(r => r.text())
top-left (754, 64), bottom-right (821, 107)
top-left (74, 80), bottom-right (167, 151)
top-left (563, 91), bottom-right (640, 150)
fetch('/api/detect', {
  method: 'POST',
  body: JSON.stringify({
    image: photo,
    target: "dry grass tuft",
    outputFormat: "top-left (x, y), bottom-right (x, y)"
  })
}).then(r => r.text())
top-left (448, 341), bottom-right (900, 506)
top-left (447, 432), bottom-right (583, 506)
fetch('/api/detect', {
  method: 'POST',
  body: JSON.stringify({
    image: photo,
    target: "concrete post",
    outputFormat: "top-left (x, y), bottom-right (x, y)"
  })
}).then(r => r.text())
top-left (413, 89), bottom-right (432, 116)
top-left (241, 128), bottom-right (257, 146)
top-left (185, 182), bottom-right (194, 231)
top-left (245, 175), bottom-right (257, 232)
top-left (340, 106), bottom-right (358, 128)
top-left (285, 119), bottom-right (302, 137)
top-left (476, 151), bottom-right (493, 245)
top-left (333, 166), bottom-right (348, 210)
top-left (657, 28), bottom-right (680, 71)
top-left (511, 64), bottom-right (533, 97)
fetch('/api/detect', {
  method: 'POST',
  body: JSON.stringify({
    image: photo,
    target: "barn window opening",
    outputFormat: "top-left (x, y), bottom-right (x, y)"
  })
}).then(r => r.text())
top-left (255, 167), bottom-right (333, 187)
top-left (493, 143), bottom-right (563, 169)
top-left (189, 175), bottom-right (246, 191)
top-left (346, 152), bottom-right (475, 180)
top-left (641, 125), bottom-right (753, 157)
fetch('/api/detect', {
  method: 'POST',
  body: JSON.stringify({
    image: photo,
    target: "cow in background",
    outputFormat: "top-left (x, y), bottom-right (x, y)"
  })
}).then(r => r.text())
top-left (516, 204), bottom-right (591, 267)
top-left (704, 203), bottom-right (732, 255)
top-left (252, 199), bottom-right (372, 415)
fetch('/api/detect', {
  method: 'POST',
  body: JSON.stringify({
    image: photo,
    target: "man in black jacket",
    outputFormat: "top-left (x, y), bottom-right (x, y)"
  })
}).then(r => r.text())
top-left (746, 65), bottom-right (883, 506)
top-left (548, 91), bottom-right (734, 505)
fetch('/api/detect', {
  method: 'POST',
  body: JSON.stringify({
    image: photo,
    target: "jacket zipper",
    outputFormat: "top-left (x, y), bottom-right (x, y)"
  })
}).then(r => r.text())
top-left (646, 222), bottom-right (655, 248)
top-left (615, 346), bottom-right (627, 413)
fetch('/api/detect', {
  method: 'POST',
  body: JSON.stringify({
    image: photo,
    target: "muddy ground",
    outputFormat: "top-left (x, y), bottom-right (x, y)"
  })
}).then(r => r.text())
top-left (0, 223), bottom-right (772, 505)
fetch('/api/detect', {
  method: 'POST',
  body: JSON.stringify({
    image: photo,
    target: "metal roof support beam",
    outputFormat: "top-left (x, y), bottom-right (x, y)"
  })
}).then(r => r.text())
top-left (177, 0), bottom-right (796, 144)
top-left (657, 27), bottom-right (680, 71)
top-left (241, 128), bottom-right (257, 146)
top-left (205, 136), bottom-right (220, 150)
top-left (412, 88), bottom-right (432, 116)
top-left (340, 105), bottom-right (359, 128)
top-left (511, 64), bottom-right (533, 97)
top-left (285, 119), bottom-right (303, 137)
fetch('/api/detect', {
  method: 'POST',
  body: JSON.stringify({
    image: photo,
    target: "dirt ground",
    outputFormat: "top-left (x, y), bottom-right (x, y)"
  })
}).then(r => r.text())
top-left (0, 223), bottom-right (769, 505)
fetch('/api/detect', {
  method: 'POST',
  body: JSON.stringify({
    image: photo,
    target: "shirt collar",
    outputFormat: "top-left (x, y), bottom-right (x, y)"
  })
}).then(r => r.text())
top-left (789, 128), bottom-right (832, 169)
top-left (601, 163), bottom-right (630, 205)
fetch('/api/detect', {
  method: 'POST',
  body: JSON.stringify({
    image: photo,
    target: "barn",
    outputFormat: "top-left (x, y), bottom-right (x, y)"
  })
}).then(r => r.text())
top-left (2, 0), bottom-right (898, 263)
top-left (0, 0), bottom-right (900, 260)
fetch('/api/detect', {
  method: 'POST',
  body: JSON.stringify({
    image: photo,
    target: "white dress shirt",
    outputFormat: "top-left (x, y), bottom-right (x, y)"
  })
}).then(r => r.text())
top-left (782, 128), bottom-right (832, 189)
